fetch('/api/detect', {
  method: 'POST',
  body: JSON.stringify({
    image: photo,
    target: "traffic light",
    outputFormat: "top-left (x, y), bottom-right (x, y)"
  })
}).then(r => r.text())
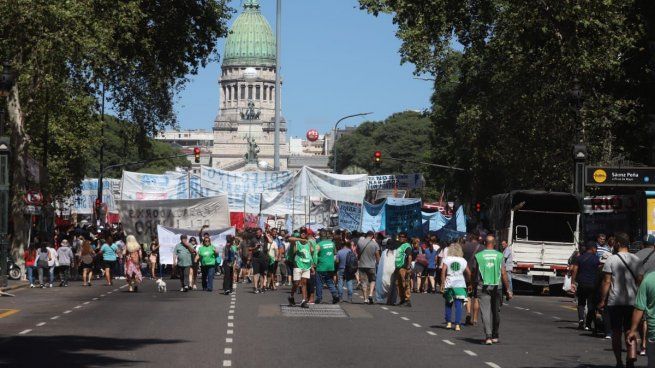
top-left (373, 150), bottom-right (382, 164)
top-left (475, 202), bottom-right (481, 213)
top-left (194, 147), bottom-right (201, 163)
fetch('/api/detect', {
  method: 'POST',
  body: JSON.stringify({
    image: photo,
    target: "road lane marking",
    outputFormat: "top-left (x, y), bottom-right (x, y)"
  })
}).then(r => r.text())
top-left (552, 316), bottom-right (562, 320)
top-left (107, 292), bottom-right (112, 294)
top-left (412, 323), bottom-right (421, 328)
top-left (18, 329), bottom-right (31, 335)
top-left (36, 322), bottom-right (46, 327)
top-left (50, 316), bottom-right (59, 320)
top-left (533, 311), bottom-right (543, 315)
top-left (63, 310), bottom-right (72, 314)
top-left (83, 302), bottom-right (90, 305)
top-left (229, 310), bottom-right (234, 314)
top-left (224, 348), bottom-right (232, 355)
top-left (226, 338), bottom-right (233, 343)
top-left (92, 297), bottom-right (99, 300)
top-left (401, 317), bottom-right (410, 321)
top-left (228, 322), bottom-right (234, 327)
top-left (100, 294), bottom-right (105, 297)
top-left (464, 350), bottom-right (477, 356)
top-left (381, 306), bottom-right (389, 310)
top-left (228, 316), bottom-right (234, 320)
top-left (227, 330), bottom-right (234, 335)
top-left (442, 339), bottom-right (455, 346)
top-left (74, 306), bottom-right (82, 309)
top-left (0, 309), bottom-right (19, 319)
top-left (391, 311), bottom-right (399, 315)
top-left (223, 360), bottom-right (232, 367)
top-left (427, 331), bottom-right (437, 336)
top-left (561, 305), bottom-right (577, 311)
top-left (486, 363), bottom-right (502, 368)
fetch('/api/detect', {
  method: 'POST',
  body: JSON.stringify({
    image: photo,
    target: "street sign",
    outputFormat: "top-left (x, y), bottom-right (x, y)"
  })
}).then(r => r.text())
top-left (23, 190), bottom-right (43, 205)
top-left (586, 166), bottom-right (655, 187)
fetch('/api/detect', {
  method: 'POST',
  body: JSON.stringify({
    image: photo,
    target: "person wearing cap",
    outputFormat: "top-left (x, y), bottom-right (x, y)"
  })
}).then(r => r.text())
top-left (56, 240), bottom-right (74, 287)
top-left (570, 241), bottom-right (601, 331)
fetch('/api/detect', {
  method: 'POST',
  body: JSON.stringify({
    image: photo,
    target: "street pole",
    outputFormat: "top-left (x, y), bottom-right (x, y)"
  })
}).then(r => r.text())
top-left (332, 112), bottom-right (373, 173)
top-left (273, 0), bottom-right (281, 171)
top-left (0, 62), bottom-right (15, 287)
top-left (96, 85), bottom-right (105, 226)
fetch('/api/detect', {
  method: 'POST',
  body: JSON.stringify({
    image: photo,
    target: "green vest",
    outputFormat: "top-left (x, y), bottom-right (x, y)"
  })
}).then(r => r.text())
top-left (395, 242), bottom-right (411, 269)
top-left (316, 240), bottom-right (336, 272)
top-left (294, 242), bottom-right (313, 270)
top-left (475, 249), bottom-right (504, 286)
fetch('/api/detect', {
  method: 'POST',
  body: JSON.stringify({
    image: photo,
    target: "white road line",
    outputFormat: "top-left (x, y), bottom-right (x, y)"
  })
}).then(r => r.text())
top-left (514, 306), bottom-right (523, 310)
top-left (228, 316), bottom-right (234, 320)
top-left (553, 316), bottom-right (562, 320)
top-left (464, 350), bottom-right (477, 357)
top-left (381, 306), bottom-right (389, 310)
top-left (18, 329), bottom-right (32, 335)
top-left (223, 360), bottom-right (232, 367)
top-left (401, 317), bottom-right (410, 321)
top-left (63, 310), bottom-right (72, 314)
top-left (74, 306), bottom-right (82, 309)
top-left (36, 322), bottom-right (46, 327)
top-left (442, 339), bottom-right (455, 346)
top-left (224, 348), bottom-right (232, 355)
top-left (485, 362), bottom-right (502, 368)
top-left (113, 289), bottom-right (118, 291)
top-left (226, 338), bottom-right (233, 343)
top-left (83, 302), bottom-right (90, 305)
top-left (229, 310), bottom-right (235, 314)
top-left (50, 316), bottom-right (60, 320)
top-left (227, 330), bottom-right (234, 335)
top-left (92, 297), bottom-right (99, 300)
top-left (107, 292), bottom-right (112, 294)
top-left (533, 311), bottom-right (543, 315)
top-left (391, 311), bottom-right (399, 315)
top-left (120, 285), bottom-right (128, 289)
top-left (412, 323), bottom-right (421, 328)
top-left (228, 322), bottom-right (234, 327)
top-left (100, 294), bottom-right (105, 297)
top-left (426, 331), bottom-right (437, 336)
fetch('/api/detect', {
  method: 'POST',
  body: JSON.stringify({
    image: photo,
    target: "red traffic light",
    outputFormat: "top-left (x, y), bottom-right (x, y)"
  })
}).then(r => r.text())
top-left (374, 150), bottom-right (382, 163)
top-left (194, 147), bottom-right (201, 163)
top-left (475, 202), bottom-right (481, 212)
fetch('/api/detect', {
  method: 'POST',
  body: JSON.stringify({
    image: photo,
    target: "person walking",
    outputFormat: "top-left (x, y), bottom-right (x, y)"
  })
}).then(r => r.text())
top-left (249, 228), bottom-right (268, 294)
top-left (23, 246), bottom-right (37, 288)
top-left (627, 267), bottom-right (655, 368)
top-left (56, 239), bottom-right (74, 287)
top-left (501, 240), bottom-right (513, 293)
top-left (196, 236), bottom-right (218, 292)
top-left (149, 236), bottom-right (160, 279)
top-left (79, 240), bottom-right (96, 286)
top-left (336, 241), bottom-right (355, 303)
top-left (288, 230), bottom-right (313, 308)
top-left (598, 232), bottom-right (641, 368)
top-left (441, 242), bottom-right (471, 331)
top-left (189, 237), bottom-right (199, 290)
top-left (47, 242), bottom-right (58, 286)
top-left (174, 235), bottom-right (195, 292)
top-left (394, 232), bottom-right (413, 307)
top-left (357, 231), bottom-right (380, 305)
top-left (315, 233), bottom-right (339, 304)
top-left (570, 242), bottom-right (601, 331)
top-left (124, 235), bottom-right (143, 292)
top-left (473, 235), bottom-right (512, 345)
top-left (35, 242), bottom-right (54, 288)
top-left (223, 236), bottom-right (237, 295)
top-left (425, 238), bottom-right (440, 293)
top-left (99, 235), bottom-right (119, 286)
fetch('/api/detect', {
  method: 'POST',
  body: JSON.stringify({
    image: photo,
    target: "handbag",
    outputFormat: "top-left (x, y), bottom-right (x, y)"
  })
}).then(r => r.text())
top-left (416, 251), bottom-right (429, 267)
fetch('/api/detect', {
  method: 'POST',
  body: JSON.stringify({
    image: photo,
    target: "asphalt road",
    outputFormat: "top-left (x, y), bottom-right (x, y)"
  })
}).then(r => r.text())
top-left (0, 277), bottom-right (644, 368)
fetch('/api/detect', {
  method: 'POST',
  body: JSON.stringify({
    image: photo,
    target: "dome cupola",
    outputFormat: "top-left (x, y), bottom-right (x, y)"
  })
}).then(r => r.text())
top-left (223, 0), bottom-right (276, 67)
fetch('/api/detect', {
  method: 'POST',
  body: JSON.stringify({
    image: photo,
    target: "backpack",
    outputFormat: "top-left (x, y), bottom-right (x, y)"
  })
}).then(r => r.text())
top-left (37, 249), bottom-right (49, 268)
top-left (81, 253), bottom-right (94, 265)
top-left (345, 250), bottom-right (358, 276)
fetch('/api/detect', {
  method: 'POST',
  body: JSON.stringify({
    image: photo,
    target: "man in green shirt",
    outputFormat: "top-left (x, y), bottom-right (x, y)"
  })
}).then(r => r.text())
top-left (288, 229), bottom-right (314, 308)
top-left (195, 237), bottom-right (218, 292)
top-left (394, 232), bottom-right (413, 307)
top-left (473, 235), bottom-right (512, 345)
top-left (315, 233), bottom-right (339, 304)
top-left (174, 235), bottom-right (195, 292)
top-left (628, 271), bottom-right (655, 367)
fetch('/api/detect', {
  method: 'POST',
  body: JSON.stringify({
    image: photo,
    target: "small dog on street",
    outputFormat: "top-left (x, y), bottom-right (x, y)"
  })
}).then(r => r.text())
top-left (156, 278), bottom-right (167, 293)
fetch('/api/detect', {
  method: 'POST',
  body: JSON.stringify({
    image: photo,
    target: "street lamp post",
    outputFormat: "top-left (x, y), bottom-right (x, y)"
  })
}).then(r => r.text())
top-left (332, 112), bottom-right (373, 173)
top-left (95, 85), bottom-right (106, 226)
top-left (571, 79), bottom-right (586, 203)
top-left (273, 0), bottom-right (281, 171)
top-left (0, 62), bottom-right (15, 287)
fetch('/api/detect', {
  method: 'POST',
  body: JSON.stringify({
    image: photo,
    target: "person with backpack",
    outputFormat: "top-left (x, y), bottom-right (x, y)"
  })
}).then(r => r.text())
top-left (79, 240), bottom-right (96, 286)
top-left (598, 232), bottom-right (642, 368)
top-left (336, 240), bottom-right (356, 303)
top-left (35, 242), bottom-right (54, 288)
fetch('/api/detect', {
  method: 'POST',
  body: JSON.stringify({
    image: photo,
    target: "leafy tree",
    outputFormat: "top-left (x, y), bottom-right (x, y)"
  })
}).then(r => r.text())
top-left (0, 1), bottom-right (232, 253)
top-left (360, 0), bottom-right (655, 203)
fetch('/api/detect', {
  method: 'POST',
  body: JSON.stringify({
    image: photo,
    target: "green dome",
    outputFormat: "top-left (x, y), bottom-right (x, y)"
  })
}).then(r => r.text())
top-left (223, 0), bottom-right (276, 67)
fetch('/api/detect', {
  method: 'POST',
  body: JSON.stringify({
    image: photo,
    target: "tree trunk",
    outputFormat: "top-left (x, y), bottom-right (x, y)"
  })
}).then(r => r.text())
top-left (8, 83), bottom-right (28, 264)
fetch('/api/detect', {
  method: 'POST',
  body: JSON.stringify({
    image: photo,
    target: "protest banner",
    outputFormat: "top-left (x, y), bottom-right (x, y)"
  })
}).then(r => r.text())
top-left (362, 200), bottom-right (386, 233)
top-left (338, 201), bottom-right (363, 232)
top-left (117, 196), bottom-right (230, 243)
top-left (422, 211), bottom-right (449, 233)
top-left (157, 225), bottom-right (235, 265)
top-left (70, 178), bottom-right (121, 215)
top-left (385, 198), bottom-right (423, 237)
top-left (367, 173), bottom-right (425, 190)
top-left (298, 167), bottom-right (367, 204)
top-left (121, 171), bottom-right (189, 200)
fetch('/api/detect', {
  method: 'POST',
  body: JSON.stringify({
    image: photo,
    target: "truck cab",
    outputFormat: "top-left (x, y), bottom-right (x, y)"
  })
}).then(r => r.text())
top-left (490, 191), bottom-right (580, 289)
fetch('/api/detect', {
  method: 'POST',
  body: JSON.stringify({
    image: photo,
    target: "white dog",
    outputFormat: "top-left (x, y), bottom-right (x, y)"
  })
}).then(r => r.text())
top-left (156, 278), bottom-right (167, 293)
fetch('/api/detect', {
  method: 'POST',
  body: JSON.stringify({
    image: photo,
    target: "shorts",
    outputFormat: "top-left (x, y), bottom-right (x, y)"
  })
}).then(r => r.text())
top-left (293, 268), bottom-right (311, 281)
top-left (239, 257), bottom-right (250, 269)
top-left (252, 258), bottom-right (268, 275)
top-left (608, 305), bottom-right (634, 332)
top-left (414, 263), bottom-right (425, 274)
top-left (102, 260), bottom-right (116, 270)
top-left (358, 268), bottom-right (377, 283)
top-left (426, 268), bottom-right (437, 277)
top-left (468, 286), bottom-right (478, 298)
top-left (80, 263), bottom-right (93, 270)
top-left (267, 261), bottom-right (278, 274)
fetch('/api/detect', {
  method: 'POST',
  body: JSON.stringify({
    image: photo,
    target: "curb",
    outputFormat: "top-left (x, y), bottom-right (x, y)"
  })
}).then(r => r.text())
top-left (0, 282), bottom-right (29, 293)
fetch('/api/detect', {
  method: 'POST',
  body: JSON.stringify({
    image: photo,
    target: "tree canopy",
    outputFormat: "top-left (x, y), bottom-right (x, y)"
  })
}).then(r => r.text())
top-left (360, 0), bottom-right (655, 202)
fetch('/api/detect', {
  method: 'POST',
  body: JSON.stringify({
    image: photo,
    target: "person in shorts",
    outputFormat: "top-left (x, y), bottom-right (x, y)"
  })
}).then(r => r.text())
top-left (288, 230), bottom-right (313, 308)
top-left (357, 231), bottom-right (380, 304)
top-left (249, 228), bottom-right (269, 293)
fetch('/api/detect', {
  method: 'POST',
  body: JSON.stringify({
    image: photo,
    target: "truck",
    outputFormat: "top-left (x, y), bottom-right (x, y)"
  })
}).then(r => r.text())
top-left (489, 190), bottom-right (580, 290)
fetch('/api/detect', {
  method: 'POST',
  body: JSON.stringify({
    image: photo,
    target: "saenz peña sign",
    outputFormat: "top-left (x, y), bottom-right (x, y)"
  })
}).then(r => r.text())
top-left (586, 166), bottom-right (655, 187)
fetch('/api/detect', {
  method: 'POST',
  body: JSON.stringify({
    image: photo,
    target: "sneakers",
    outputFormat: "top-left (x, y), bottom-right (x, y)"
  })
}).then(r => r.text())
top-left (485, 339), bottom-right (493, 345)
top-left (446, 322), bottom-right (452, 329)
top-left (48, 283), bottom-right (53, 288)
top-left (578, 320), bottom-right (585, 330)
top-left (332, 297), bottom-right (340, 304)
top-left (254, 289), bottom-right (260, 294)
top-left (180, 287), bottom-right (185, 292)
top-left (192, 285), bottom-right (197, 290)
top-left (403, 301), bottom-right (412, 308)
top-left (455, 325), bottom-right (461, 331)
top-left (288, 296), bottom-right (296, 306)
top-left (300, 300), bottom-right (309, 309)
top-left (368, 296), bottom-right (374, 305)
top-left (29, 284), bottom-right (35, 288)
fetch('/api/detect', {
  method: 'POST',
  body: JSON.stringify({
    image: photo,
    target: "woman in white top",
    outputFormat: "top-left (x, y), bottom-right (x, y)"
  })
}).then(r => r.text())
top-left (440, 242), bottom-right (471, 331)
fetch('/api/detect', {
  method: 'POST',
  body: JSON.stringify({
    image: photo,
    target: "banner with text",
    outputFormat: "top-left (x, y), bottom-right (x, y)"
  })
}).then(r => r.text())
top-left (338, 201), bottom-right (363, 232)
top-left (385, 198), bottom-right (423, 237)
top-left (121, 171), bottom-right (189, 200)
top-left (361, 200), bottom-right (386, 233)
top-left (157, 225), bottom-right (235, 265)
top-left (367, 173), bottom-right (425, 190)
top-left (70, 178), bottom-right (121, 215)
top-left (117, 196), bottom-right (230, 243)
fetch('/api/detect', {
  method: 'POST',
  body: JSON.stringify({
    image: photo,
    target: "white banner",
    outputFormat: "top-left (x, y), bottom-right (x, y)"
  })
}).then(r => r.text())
top-left (121, 171), bottom-right (190, 200)
top-left (70, 178), bottom-right (121, 215)
top-left (157, 225), bottom-right (235, 265)
top-left (298, 167), bottom-right (367, 204)
top-left (117, 196), bottom-right (230, 243)
top-left (367, 173), bottom-right (425, 190)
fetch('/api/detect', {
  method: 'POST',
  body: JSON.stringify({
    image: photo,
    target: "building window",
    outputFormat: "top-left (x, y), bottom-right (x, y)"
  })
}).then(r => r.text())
top-left (248, 85), bottom-right (253, 99)
top-left (226, 86), bottom-right (230, 101)
top-left (270, 86), bottom-right (275, 100)
top-left (263, 85), bottom-right (267, 100)
top-left (233, 85), bottom-right (238, 100)
top-left (241, 85), bottom-right (245, 99)
top-left (256, 85), bottom-right (261, 100)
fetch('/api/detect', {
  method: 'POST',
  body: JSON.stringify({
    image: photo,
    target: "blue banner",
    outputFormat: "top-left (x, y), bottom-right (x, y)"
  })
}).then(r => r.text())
top-left (338, 201), bottom-right (363, 232)
top-left (362, 200), bottom-right (386, 233)
top-left (385, 198), bottom-right (422, 237)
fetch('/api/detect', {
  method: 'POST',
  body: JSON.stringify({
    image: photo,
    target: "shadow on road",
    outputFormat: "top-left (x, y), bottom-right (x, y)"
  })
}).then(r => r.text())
top-left (0, 335), bottom-right (186, 367)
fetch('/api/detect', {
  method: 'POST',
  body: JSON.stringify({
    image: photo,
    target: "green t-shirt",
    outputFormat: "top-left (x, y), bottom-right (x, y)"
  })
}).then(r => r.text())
top-left (174, 243), bottom-right (193, 267)
top-left (197, 245), bottom-right (217, 266)
top-left (475, 249), bottom-right (504, 286)
top-left (295, 242), bottom-right (313, 270)
top-left (316, 240), bottom-right (336, 272)
top-left (636, 272), bottom-right (655, 340)
top-left (395, 243), bottom-right (412, 269)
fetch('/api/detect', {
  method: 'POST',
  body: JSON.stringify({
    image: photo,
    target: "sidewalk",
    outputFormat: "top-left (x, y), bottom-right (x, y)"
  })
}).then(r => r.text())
top-left (0, 279), bottom-right (28, 293)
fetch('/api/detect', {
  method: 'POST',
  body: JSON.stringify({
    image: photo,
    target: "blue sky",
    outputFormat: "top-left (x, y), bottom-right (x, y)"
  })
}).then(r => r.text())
top-left (174, 0), bottom-right (433, 138)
